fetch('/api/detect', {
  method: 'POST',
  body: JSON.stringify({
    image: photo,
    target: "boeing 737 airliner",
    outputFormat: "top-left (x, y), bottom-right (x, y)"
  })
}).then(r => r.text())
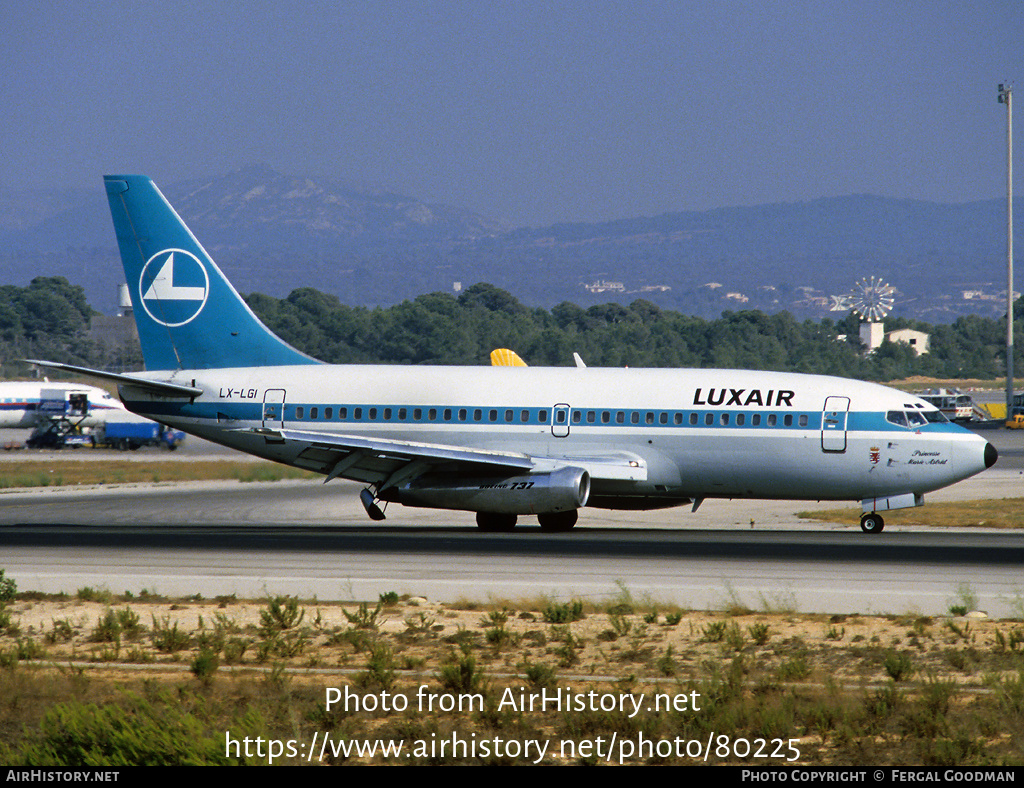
top-left (30, 176), bottom-right (997, 533)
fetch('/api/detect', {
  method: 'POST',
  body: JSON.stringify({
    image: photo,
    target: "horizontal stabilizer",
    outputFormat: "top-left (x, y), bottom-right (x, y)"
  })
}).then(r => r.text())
top-left (24, 360), bottom-right (203, 398)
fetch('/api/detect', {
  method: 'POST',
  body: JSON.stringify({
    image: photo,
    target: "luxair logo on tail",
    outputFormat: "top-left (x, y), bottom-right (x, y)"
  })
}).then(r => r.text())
top-left (139, 249), bottom-right (210, 327)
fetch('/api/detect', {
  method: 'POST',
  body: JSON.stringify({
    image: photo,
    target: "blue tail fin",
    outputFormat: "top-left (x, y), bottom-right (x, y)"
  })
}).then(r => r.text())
top-left (104, 175), bottom-right (318, 370)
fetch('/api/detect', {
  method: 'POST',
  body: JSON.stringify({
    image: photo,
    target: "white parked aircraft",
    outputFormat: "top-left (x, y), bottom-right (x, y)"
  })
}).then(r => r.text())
top-left (30, 176), bottom-right (997, 533)
top-left (0, 381), bottom-right (125, 429)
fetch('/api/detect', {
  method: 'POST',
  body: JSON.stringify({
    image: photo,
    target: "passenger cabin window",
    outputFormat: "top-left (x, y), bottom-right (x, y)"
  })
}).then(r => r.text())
top-left (296, 406), bottom-right (304, 419)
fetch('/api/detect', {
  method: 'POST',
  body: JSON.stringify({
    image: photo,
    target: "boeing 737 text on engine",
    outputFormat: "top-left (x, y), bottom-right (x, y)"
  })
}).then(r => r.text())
top-left (29, 176), bottom-right (997, 533)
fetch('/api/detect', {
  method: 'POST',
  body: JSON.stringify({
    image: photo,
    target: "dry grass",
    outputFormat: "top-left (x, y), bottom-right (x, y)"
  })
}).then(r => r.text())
top-left (798, 498), bottom-right (1024, 529)
top-left (886, 376), bottom-right (1003, 392)
top-left (0, 459), bottom-right (319, 489)
top-left (1, 591), bottom-right (1023, 765)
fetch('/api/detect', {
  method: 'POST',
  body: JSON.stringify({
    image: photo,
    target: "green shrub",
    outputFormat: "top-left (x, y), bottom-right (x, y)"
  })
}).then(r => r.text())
top-left (0, 569), bottom-right (16, 604)
top-left (151, 616), bottom-right (190, 653)
top-left (260, 596), bottom-right (306, 635)
top-left (542, 599), bottom-right (584, 624)
top-left (883, 651), bottom-right (914, 682)
top-left (438, 644), bottom-right (487, 694)
top-left (191, 650), bottom-right (220, 685)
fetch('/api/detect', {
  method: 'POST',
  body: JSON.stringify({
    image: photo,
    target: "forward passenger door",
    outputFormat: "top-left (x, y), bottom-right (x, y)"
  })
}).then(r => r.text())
top-left (821, 396), bottom-right (850, 452)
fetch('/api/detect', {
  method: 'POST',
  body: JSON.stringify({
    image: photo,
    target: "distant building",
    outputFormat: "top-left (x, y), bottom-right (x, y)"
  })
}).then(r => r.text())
top-left (858, 321), bottom-right (930, 355)
top-left (887, 328), bottom-right (930, 356)
top-left (859, 322), bottom-right (885, 352)
top-left (583, 280), bottom-right (625, 293)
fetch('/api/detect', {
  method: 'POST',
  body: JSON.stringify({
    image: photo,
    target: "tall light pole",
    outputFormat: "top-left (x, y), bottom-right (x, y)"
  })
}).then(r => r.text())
top-left (998, 83), bottom-right (1014, 417)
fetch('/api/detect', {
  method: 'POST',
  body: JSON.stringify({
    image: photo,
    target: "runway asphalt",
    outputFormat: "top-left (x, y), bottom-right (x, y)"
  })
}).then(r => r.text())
top-left (1, 422), bottom-right (1021, 616)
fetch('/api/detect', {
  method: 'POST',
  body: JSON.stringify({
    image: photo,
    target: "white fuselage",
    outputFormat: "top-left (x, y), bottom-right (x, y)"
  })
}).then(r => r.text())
top-left (0, 382), bottom-right (126, 429)
top-left (119, 364), bottom-right (992, 506)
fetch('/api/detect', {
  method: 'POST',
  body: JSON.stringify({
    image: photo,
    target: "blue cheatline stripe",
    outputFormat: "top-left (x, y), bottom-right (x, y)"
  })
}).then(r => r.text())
top-left (121, 399), bottom-right (971, 436)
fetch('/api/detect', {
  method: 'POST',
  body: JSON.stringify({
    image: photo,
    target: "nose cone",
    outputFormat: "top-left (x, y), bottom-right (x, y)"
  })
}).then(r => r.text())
top-left (985, 442), bottom-right (998, 469)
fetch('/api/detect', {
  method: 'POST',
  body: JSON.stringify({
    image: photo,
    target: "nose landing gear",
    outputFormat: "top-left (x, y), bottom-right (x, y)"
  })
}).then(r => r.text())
top-left (860, 512), bottom-right (885, 534)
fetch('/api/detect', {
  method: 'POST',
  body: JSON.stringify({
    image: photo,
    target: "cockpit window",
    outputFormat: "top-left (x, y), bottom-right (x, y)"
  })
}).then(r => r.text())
top-left (888, 409), bottom-right (934, 428)
top-left (922, 409), bottom-right (948, 424)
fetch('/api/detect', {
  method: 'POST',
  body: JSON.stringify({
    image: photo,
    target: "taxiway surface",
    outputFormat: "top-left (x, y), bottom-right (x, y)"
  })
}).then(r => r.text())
top-left (1, 425), bottom-right (1021, 616)
top-left (2, 458), bottom-right (1021, 616)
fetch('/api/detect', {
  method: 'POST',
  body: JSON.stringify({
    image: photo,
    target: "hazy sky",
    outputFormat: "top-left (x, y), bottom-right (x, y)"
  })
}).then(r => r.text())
top-left (3, 1), bottom-right (1022, 226)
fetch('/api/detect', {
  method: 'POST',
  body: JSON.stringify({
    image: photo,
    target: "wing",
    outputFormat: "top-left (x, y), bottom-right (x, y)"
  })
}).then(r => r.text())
top-left (250, 427), bottom-right (647, 490)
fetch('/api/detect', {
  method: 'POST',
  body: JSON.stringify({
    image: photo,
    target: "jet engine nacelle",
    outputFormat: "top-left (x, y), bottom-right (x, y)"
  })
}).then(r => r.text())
top-left (384, 466), bottom-right (591, 514)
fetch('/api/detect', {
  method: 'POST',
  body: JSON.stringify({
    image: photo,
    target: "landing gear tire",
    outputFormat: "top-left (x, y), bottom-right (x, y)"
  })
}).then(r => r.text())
top-left (476, 512), bottom-right (517, 532)
top-left (860, 513), bottom-right (885, 534)
top-left (537, 509), bottom-right (578, 532)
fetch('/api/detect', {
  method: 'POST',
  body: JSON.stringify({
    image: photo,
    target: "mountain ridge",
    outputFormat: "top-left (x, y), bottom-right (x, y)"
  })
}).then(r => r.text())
top-left (0, 165), bottom-right (1016, 323)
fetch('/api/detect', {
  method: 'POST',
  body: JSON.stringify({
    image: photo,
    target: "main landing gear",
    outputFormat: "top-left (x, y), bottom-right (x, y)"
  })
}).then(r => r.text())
top-left (860, 512), bottom-right (885, 534)
top-left (475, 510), bottom-right (579, 532)
top-left (476, 512), bottom-right (517, 532)
top-left (537, 509), bottom-right (578, 532)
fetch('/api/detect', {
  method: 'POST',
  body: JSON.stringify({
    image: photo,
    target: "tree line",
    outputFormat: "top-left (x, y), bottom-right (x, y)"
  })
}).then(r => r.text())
top-left (2, 277), bottom-right (1021, 382)
top-left (244, 282), bottom-right (1021, 381)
